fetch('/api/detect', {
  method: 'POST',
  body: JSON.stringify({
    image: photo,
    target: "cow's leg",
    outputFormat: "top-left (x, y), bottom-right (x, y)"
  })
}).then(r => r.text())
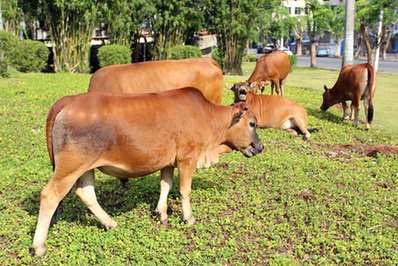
top-left (280, 78), bottom-right (287, 97)
top-left (178, 164), bottom-right (196, 225)
top-left (75, 170), bottom-right (118, 228)
top-left (342, 101), bottom-right (349, 120)
top-left (270, 82), bottom-right (275, 95)
top-left (352, 100), bottom-right (360, 127)
top-left (350, 103), bottom-right (355, 120)
top-left (155, 167), bottom-right (174, 224)
top-left (363, 97), bottom-right (370, 130)
top-left (30, 168), bottom-right (84, 258)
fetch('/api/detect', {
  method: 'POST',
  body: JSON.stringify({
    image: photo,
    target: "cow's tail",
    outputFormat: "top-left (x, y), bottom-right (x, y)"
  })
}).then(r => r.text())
top-left (367, 65), bottom-right (377, 124)
top-left (46, 97), bottom-right (68, 171)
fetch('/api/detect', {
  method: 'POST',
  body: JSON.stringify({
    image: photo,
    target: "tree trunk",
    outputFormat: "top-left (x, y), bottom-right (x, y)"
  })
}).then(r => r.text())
top-left (310, 36), bottom-right (317, 68)
top-left (342, 0), bottom-right (355, 66)
top-left (296, 38), bottom-right (303, 56)
top-left (335, 37), bottom-right (342, 57)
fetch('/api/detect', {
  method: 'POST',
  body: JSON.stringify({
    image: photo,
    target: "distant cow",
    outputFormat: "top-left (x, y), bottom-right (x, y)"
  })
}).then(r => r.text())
top-left (247, 50), bottom-right (290, 96)
top-left (30, 88), bottom-right (264, 258)
top-left (227, 82), bottom-right (314, 140)
top-left (88, 57), bottom-right (224, 104)
top-left (320, 63), bottom-right (377, 130)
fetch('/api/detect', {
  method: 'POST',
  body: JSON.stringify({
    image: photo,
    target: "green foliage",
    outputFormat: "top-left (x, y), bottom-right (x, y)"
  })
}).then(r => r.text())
top-left (0, 31), bottom-right (19, 78)
top-left (148, 0), bottom-right (205, 61)
top-left (288, 54), bottom-right (298, 69)
top-left (205, 0), bottom-right (267, 74)
top-left (0, 69), bottom-right (397, 264)
top-left (170, 45), bottom-right (202, 60)
top-left (12, 40), bottom-right (50, 73)
top-left (242, 54), bottom-right (257, 62)
top-left (97, 45), bottom-right (131, 67)
top-left (211, 47), bottom-right (225, 68)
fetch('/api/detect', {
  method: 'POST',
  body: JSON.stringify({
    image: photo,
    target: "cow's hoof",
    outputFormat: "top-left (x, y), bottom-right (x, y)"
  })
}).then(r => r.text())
top-left (29, 244), bottom-right (47, 258)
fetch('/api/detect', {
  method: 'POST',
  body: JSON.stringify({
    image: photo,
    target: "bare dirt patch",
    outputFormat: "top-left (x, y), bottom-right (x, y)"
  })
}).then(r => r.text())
top-left (329, 142), bottom-right (398, 159)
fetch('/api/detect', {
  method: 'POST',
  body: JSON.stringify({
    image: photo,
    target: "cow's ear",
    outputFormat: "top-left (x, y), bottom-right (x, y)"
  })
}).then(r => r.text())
top-left (324, 85), bottom-right (328, 91)
top-left (225, 83), bottom-right (233, 90)
top-left (249, 82), bottom-right (257, 91)
top-left (234, 110), bottom-right (246, 121)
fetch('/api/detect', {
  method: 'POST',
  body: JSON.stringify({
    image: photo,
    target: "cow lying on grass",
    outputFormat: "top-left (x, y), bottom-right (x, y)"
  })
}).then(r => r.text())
top-left (320, 63), bottom-right (377, 130)
top-left (30, 88), bottom-right (264, 257)
top-left (246, 50), bottom-right (291, 96)
top-left (88, 57), bottom-right (224, 104)
top-left (226, 82), bottom-right (316, 141)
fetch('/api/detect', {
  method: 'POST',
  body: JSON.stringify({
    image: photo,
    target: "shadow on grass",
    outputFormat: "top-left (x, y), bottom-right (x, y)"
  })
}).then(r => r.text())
top-left (307, 106), bottom-right (343, 125)
top-left (23, 169), bottom-right (219, 229)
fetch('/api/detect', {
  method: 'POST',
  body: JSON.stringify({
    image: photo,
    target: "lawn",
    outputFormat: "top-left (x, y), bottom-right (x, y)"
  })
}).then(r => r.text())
top-left (0, 67), bottom-right (397, 265)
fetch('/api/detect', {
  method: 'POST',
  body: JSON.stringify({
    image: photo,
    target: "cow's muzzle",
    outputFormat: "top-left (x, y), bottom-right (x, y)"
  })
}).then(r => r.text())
top-left (241, 141), bottom-right (264, 158)
top-left (238, 90), bottom-right (247, 101)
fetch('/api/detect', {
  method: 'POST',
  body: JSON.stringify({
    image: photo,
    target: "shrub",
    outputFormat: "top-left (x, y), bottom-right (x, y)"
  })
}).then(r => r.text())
top-left (170, 45), bottom-right (202, 60)
top-left (243, 54), bottom-right (257, 62)
top-left (0, 31), bottom-right (19, 78)
top-left (12, 40), bottom-right (50, 73)
top-left (97, 45), bottom-right (131, 67)
top-left (288, 54), bottom-right (298, 70)
top-left (211, 47), bottom-right (225, 68)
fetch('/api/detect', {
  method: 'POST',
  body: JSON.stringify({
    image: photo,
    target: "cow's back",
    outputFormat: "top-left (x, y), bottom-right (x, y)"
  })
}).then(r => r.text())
top-left (248, 51), bottom-right (290, 83)
top-left (88, 58), bottom-right (224, 104)
top-left (333, 63), bottom-right (375, 100)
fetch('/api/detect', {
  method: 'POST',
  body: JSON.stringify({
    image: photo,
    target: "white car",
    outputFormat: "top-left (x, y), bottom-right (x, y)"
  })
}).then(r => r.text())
top-left (279, 47), bottom-right (293, 55)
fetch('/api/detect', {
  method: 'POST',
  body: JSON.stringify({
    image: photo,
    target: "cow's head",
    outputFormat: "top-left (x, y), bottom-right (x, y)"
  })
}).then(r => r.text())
top-left (320, 85), bottom-right (332, 111)
top-left (226, 82), bottom-right (257, 102)
top-left (225, 102), bottom-right (264, 157)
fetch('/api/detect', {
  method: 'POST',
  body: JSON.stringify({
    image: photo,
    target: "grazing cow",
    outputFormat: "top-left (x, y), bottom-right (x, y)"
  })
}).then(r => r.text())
top-left (88, 57), bottom-right (224, 104)
top-left (226, 82), bottom-right (314, 141)
top-left (30, 88), bottom-right (264, 257)
top-left (320, 63), bottom-right (377, 130)
top-left (247, 50), bottom-right (291, 96)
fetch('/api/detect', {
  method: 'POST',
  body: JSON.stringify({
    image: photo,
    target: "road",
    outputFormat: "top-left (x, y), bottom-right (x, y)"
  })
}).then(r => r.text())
top-left (251, 50), bottom-right (398, 74)
top-left (296, 56), bottom-right (398, 74)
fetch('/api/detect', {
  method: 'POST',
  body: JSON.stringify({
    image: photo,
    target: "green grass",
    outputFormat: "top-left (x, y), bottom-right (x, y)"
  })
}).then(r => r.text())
top-left (1, 70), bottom-right (397, 265)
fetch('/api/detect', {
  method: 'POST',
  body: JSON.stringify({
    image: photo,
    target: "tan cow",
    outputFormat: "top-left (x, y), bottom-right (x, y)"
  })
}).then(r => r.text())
top-left (30, 88), bottom-right (264, 257)
top-left (320, 63), bottom-right (377, 130)
top-left (88, 57), bottom-right (224, 104)
top-left (247, 50), bottom-right (291, 96)
top-left (226, 82), bottom-right (314, 141)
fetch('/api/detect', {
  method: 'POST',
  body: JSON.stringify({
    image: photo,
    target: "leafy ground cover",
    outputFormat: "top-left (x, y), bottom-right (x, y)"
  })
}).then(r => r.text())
top-left (0, 68), bottom-right (397, 265)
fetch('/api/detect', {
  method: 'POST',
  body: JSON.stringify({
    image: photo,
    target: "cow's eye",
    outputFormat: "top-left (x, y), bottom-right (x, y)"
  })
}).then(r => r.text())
top-left (249, 122), bottom-right (256, 128)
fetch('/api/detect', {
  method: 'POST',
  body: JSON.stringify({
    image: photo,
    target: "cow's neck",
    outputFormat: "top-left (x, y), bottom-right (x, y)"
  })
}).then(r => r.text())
top-left (245, 93), bottom-right (261, 119)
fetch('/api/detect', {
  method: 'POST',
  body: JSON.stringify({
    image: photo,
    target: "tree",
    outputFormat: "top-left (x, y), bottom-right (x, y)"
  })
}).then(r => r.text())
top-left (332, 4), bottom-right (346, 59)
top-left (288, 15), bottom-right (307, 56)
top-left (41, 0), bottom-right (99, 73)
top-left (206, 0), bottom-right (266, 74)
top-left (305, 0), bottom-right (333, 68)
top-left (147, 0), bottom-right (204, 61)
top-left (355, 0), bottom-right (398, 66)
top-left (259, 0), bottom-right (291, 49)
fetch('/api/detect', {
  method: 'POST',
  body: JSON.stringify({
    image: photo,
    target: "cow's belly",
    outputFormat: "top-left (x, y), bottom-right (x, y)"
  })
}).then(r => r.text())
top-left (97, 165), bottom-right (158, 178)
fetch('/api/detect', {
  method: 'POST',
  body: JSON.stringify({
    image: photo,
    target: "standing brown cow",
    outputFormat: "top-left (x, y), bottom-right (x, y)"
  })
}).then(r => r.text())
top-left (320, 63), bottom-right (377, 130)
top-left (88, 57), bottom-right (224, 104)
top-left (247, 51), bottom-right (291, 96)
top-left (30, 88), bottom-right (264, 258)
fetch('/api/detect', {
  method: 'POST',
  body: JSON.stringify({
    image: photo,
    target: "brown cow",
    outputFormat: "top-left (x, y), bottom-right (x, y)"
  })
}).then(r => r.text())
top-left (247, 50), bottom-right (291, 96)
top-left (320, 63), bottom-right (377, 130)
top-left (226, 82), bottom-right (314, 141)
top-left (88, 57), bottom-right (224, 104)
top-left (30, 88), bottom-right (264, 257)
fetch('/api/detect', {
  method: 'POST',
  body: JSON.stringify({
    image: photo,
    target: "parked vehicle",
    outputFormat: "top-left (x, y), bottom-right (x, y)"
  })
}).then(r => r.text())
top-left (316, 47), bottom-right (329, 57)
top-left (279, 47), bottom-right (293, 55)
